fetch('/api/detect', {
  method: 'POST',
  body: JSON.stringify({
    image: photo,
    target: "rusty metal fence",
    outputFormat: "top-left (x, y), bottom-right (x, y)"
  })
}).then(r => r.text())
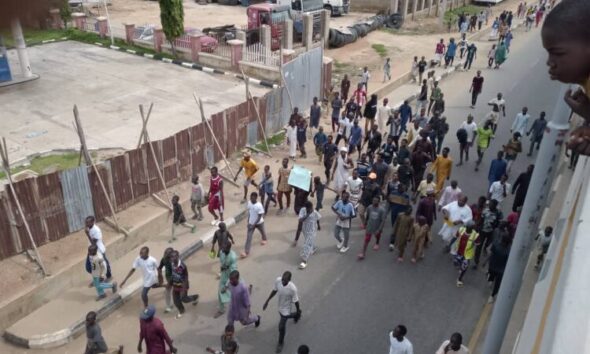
top-left (0, 87), bottom-right (291, 260)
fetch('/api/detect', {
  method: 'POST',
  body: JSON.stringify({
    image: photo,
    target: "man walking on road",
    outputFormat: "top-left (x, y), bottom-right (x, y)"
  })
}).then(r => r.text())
top-left (85, 311), bottom-right (123, 354)
top-left (168, 250), bottom-right (199, 319)
top-left (475, 120), bottom-right (495, 171)
top-left (85, 216), bottom-right (111, 280)
top-left (430, 147), bottom-right (453, 193)
top-left (464, 43), bottom-right (478, 71)
top-left (234, 152), bottom-right (259, 203)
top-left (208, 166), bottom-right (225, 225)
top-left (263, 271), bottom-right (301, 353)
top-left (388, 325), bottom-right (413, 354)
top-left (439, 195), bottom-right (473, 248)
top-left (511, 164), bottom-right (534, 212)
top-left (138, 305), bottom-right (177, 354)
top-left (359, 196), bottom-right (386, 260)
top-left (473, 199), bottom-right (503, 268)
top-left (488, 174), bottom-right (511, 206)
top-left (227, 270), bottom-right (261, 328)
top-left (87, 245), bottom-right (117, 301)
top-left (511, 107), bottom-right (531, 137)
top-left (469, 70), bottom-right (484, 108)
top-left (457, 115), bottom-right (477, 166)
top-left (488, 151), bottom-right (507, 188)
top-left (332, 191), bottom-right (356, 253)
top-left (451, 221), bottom-right (479, 287)
top-left (120, 246), bottom-right (159, 308)
top-left (243, 192), bottom-right (268, 258)
top-left (526, 111), bottom-right (547, 156)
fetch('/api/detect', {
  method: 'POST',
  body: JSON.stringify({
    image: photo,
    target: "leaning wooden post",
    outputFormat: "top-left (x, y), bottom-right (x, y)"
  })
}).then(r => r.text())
top-left (73, 105), bottom-right (121, 233)
top-left (192, 93), bottom-right (236, 178)
top-left (0, 138), bottom-right (49, 277)
top-left (138, 104), bottom-right (172, 210)
top-left (136, 103), bottom-right (153, 149)
top-left (240, 67), bottom-right (272, 156)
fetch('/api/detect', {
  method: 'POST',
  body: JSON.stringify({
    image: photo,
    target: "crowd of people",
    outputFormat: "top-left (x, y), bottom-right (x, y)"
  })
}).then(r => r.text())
top-left (74, 0), bottom-right (590, 352)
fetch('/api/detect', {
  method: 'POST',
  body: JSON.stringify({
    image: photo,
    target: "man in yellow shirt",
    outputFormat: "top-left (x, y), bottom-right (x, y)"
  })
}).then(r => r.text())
top-left (430, 147), bottom-right (453, 193)
top-left (414, 173), bottom-right (437, 201)
top-left (234, 152), bottom-right (259, 203)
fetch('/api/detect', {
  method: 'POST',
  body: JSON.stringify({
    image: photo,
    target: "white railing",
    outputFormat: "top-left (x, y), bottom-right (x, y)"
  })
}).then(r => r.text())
top-left (243, 43), bottom-right (281, 67)
top-left (83, 20), bottom-right (98, 33)
top-left (212, 44), bottom-right (232, 58)
top-left (172, 34), bottom-right (192, 50)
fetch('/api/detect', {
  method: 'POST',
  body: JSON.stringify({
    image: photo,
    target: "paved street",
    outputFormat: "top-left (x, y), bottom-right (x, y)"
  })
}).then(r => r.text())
top-left (3, 25), bottom-right (562, 354)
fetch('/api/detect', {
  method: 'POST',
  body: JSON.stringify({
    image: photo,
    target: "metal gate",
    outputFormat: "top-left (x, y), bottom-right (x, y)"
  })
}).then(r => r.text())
top-left (281, 46), bottom-right (323, 114)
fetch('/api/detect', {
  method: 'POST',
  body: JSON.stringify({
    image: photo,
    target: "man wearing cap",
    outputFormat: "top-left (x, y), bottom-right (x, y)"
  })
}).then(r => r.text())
top-left (234, 152), bottom-right (259, 204)
top-left (138, 305), bottom-right (177, 354)
top-left (358, 172), bottom-right (382, 228)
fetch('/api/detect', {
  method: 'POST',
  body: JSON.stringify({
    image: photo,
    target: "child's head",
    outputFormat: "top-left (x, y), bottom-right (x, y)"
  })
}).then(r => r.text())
top-left (192, 175), bottom-right (199, 184)
top-left (542, 0), bottom-right (590, 84)
top-left (313, 175), bottom-right (321, 184)
top-left (172, 195), bottom-right (179, 204)
top-left (264, 165), bottom-right (270, 174)
top-left (88, 244), bottom-right (98, 256)
top-left (545, 226), bottom-right (554, 236)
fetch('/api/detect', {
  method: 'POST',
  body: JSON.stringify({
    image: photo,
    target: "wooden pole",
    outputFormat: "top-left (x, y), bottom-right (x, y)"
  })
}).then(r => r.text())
top-left (136, 103), bottom-right (153, 149)
top-left (0, 137), bottom-right (49, 277)
top-left (138, 104), bottom-right (172, 209)
top-left (73, 105), bottom-right (122, 233)
top-left (279, 45), bottom-right (295, 113)
top-left (240, 67), bottom-right (272, 156)
top-left (192, 93), bottom-right (236, 178)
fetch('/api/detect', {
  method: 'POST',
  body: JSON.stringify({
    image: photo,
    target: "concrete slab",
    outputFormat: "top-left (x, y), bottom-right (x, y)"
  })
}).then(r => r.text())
top-left (0, 41), bottom-right (268, 163)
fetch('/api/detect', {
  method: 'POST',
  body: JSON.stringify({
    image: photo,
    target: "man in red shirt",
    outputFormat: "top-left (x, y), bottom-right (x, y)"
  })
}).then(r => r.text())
top-left (138, 305), bottom-right (177, 354)
top-left (469, 70), bottom-right (484, 108)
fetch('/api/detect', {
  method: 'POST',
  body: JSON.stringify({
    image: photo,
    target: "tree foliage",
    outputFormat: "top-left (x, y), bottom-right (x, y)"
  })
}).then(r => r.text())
top-left (59, 0), bottom-right (72, 29)
top-left (158, 0), bottom-right (184, 56)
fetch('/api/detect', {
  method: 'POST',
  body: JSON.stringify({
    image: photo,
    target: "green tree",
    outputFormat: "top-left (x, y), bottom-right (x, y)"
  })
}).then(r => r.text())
top-left (59, 0), bottom-right (72, 29)
top-left (158, 0), bottom-right (184, 57)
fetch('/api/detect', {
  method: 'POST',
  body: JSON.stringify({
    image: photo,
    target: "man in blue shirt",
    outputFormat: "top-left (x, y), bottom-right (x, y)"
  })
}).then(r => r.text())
top-left (488, 151), bottom-right (507, 187)
top-left (348, 119), bottom-right (363, 159)
top-left (332, 191), bottom-right (356, 253)
top-left (445, 38), bottom-right (457, 67)
top-left (398, 100), bottom-right (413, 134)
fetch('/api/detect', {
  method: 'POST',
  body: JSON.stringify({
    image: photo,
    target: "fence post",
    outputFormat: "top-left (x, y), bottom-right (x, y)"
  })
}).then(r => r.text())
top-left (190, 33), bottom-right (203, 62)
top-left (283, 19), bottom-right (293, 50)
top-left (321, 10), bottom-right (330, 49)
top-left (303, 13), bottom-right (313, 51)
top-left (236, 30), bottom-right (247, 52)
top-left (228, 39), bottom-right (244, 70)
top-left (124, 23), bottom-right (135, 44)
top-left (72, 12), bottom-right (87, 30)
top-left (390, 0), bottom-right (399, 14)
top-left (154, 28), bottom-right (164, 53)
top-left (261, 24), bottom-right (271, 50)
top-left (97, 16), bottom-right (108, 39)
top-left (49, 9), bottom-right (63, 29)
top-left (401, 0), bottom-right (409, 18)
top-left (282, 49), bottom-right (294, 64)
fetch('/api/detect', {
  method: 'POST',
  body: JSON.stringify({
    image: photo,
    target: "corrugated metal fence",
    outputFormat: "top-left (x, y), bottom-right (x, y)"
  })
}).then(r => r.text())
top-left (0, 86), bottom-right (302, 260)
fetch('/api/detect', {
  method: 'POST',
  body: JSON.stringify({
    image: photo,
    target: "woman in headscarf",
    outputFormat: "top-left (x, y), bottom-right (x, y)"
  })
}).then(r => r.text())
top-left (494, 41), bottom-right (508, 69)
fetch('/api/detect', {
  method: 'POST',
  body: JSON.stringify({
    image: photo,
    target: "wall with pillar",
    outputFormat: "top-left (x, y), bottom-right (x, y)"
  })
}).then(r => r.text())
top-left (351, 0), bottom-right (473, 20)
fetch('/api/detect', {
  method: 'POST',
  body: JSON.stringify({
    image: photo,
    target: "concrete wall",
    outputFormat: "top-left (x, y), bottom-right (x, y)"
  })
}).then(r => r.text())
top-left (198, 52), bottom-right (233, 71)
top-left (351, 0), bottom-right (471, 19)
top-left (239, 61), bottom-right (282, 83)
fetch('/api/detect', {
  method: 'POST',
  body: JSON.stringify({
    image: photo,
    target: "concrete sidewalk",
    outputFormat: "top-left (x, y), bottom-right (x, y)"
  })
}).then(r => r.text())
top-left (3, 182), bottom-right (247, 349)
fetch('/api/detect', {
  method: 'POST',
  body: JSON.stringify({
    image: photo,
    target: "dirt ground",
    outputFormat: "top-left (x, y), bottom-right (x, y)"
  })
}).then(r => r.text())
top-left (106, 0), bottom-right (371, 30)
top-left (327, 0), bottom-right (525, 94)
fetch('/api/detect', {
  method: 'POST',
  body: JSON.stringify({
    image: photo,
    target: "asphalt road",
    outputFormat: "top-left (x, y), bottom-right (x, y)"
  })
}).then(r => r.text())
top-left (11, 25), bottom-right (561, 354)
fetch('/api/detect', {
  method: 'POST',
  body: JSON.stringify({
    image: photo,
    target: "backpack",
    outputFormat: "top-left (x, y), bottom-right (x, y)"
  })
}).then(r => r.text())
top-left (456, 128), bottom-right (468, 143)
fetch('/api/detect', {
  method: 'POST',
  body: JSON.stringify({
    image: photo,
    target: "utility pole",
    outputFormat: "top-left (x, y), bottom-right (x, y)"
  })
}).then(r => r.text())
top-left (103, 0), bottom-right (115, 46)
top-left (481, 85), bottom-right (572, 354)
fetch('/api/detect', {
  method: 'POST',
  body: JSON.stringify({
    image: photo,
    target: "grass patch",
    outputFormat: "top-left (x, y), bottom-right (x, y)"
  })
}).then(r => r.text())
top-left (371, 43), bottom-right (388, 58)
top-left (332, 60), bottom-right (355, 75)
top-left (254, 131), bottom-right (285, 153)
top-left (0, 28), bottom-right (67, 47)
top-left (444, 5), bottom-right (484, 25)
top-left (0, 27), bottom-right (174, 60)
top-left (0, 152), bottom-right (91, 180)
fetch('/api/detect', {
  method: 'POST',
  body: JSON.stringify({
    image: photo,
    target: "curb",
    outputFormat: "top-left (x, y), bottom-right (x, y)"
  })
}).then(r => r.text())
top-left (94, 42), bottom-right (278, 89)
top-left (3, 208), bottom-right (248, 349)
